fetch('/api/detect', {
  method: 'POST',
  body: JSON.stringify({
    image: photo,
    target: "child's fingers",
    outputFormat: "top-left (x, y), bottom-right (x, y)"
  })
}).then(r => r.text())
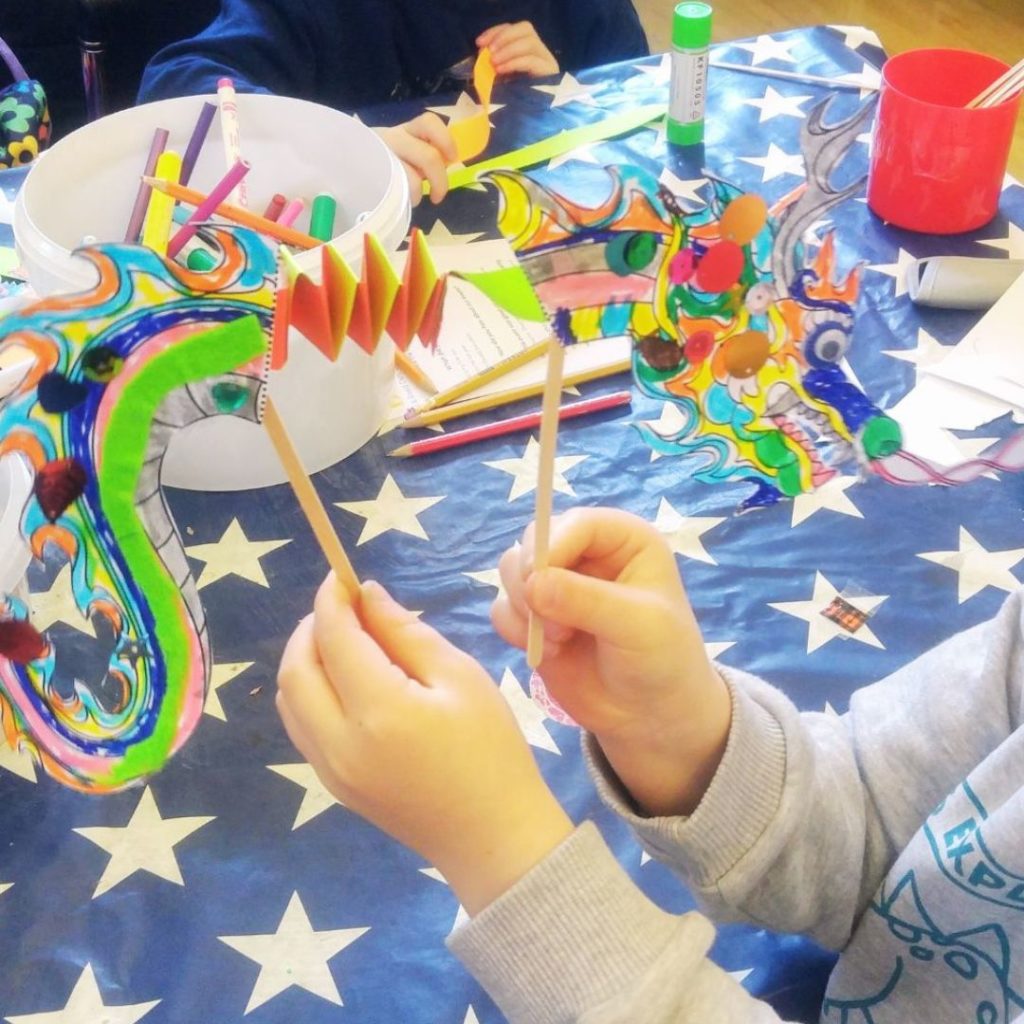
top-left (545, 507), bottom-right (655, 580)
top-left (491, 53), bottom-right (557, 77)
top-left (476, 23), bottom-right (507, 47)
top-left (357, 580), bottom-right (482, 690)
top-left (403, 112), bottom-right (458, 165)
top-left (311, 576), bottom-right (413, 706)
top-left (488, 34), bottom-right (546, 64)
top-left (277, 614), bottom-right (349, 742)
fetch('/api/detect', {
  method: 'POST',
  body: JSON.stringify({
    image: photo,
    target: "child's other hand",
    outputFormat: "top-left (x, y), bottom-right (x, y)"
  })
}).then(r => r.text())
top-left (277, 576), bottom-right (572, 914)
top-left (476, 22), bottom-right (559, 78)
top-left (492, 508), bottom-right (731, 817)
top-left (373, 113), bottom-right (456, 206)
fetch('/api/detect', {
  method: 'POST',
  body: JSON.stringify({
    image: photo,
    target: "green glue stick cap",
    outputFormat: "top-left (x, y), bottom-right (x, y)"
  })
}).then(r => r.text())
top-left (673, 1), bottom-right (712, 49)
top-left (186, 248), bottom-right (218, 272)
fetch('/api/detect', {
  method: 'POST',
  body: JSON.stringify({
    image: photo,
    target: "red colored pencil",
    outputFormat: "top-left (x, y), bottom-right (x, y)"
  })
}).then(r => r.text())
top-left (388, 390), bottom-right (632, 457)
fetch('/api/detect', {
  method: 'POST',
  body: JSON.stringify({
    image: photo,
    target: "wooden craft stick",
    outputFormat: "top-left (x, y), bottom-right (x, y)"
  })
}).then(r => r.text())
top-left (526, 337), bottom-right (566, 669)
top-left (405, 337), bottom-right (551, 417)
top-left (967, 57), bottom-right (1024, 108)
top-left (143, 176), bottom-right (323, 249)
top-left (401, 355), bottom-right (631, 428)
top-left (261, 396), bottom-right (360, 596)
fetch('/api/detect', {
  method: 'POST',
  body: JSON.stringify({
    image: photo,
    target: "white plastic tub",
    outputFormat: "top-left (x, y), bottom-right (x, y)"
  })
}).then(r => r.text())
top-left (13, 93), bottom-right (411, 491)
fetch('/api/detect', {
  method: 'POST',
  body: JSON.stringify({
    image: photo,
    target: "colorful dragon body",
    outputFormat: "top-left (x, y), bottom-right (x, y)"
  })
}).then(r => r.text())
top-left (487, 98), bottom-right (907, 510)
top-left (0, 227), bottom-right (275, 792)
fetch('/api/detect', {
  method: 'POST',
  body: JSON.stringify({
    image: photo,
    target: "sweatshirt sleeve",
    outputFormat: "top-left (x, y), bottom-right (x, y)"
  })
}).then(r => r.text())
top-left (138, 0), bottom-right (321, 102)
top-left (448, 822), bottom-right (791, 1024)
top-left (588, 590), bottom-right (1024, 950)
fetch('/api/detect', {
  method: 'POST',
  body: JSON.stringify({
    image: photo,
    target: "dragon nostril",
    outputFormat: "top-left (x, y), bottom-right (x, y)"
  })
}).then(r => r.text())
top-left (722, 330), bottom-right (770, 378)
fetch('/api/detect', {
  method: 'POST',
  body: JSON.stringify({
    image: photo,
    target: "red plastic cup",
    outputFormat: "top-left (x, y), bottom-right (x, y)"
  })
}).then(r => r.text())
top-left (867, 49), bottom-right (1021, 235)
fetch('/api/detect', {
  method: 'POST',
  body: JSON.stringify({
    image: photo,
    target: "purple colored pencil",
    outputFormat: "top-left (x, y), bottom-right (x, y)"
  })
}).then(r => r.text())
top-left (124, 127), bottom-right (170, 243)
top-left (166, 158), bottom-right (251, 258)
top-left (179, 101), bottom-right (217, 186)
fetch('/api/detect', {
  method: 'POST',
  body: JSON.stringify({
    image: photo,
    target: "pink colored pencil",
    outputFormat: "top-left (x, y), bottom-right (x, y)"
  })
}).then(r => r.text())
top-left (124, 126), bottom-right (169, 242)
top-left (262, 193), bottom-right (287, 221)
top-left (277, 197), bottom-right (306, 228)
top-left (166, 158), bottom-right (251, 258)
top-left (389, 390), bottom-right (632, 457)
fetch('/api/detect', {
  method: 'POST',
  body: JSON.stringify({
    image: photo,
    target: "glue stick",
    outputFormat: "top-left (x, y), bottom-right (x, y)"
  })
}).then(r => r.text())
top-left (667, 2), bottom-right (712, 146)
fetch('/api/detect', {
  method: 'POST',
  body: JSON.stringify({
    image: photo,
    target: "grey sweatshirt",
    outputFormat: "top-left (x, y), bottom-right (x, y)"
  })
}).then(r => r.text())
top-left (449, 590), bottom-right (1024, 1023)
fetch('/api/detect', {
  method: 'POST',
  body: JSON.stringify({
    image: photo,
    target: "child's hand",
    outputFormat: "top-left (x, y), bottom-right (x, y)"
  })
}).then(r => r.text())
top-left (476, 22), bottom-right (559, 78)
top-left (276, 576), bottom-right (573, 914)
top-left (492, 508), bottom-right (731, 817)
top-left (373, 113), bottom-right (456, 206)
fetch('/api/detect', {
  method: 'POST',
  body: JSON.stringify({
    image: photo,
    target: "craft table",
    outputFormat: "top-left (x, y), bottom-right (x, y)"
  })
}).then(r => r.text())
top-left (2, 24), bottom-right (1024, 1024)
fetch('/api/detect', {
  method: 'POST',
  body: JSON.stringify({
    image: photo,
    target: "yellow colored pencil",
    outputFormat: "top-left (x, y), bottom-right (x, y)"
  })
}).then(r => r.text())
top-left (143, 175), bottom-right (323, 249)
top-left (405, 337), bottom-right (551, 417)
top-left (394, 350), bottom-right (438, 395)
top-left (141, 150), bottom-right (182, 256)
top-left (402, 355), bottom-right (631, 428)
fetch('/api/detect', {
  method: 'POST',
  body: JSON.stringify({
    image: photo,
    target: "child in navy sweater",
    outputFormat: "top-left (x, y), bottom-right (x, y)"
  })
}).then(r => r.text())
top-left (138, 0), bottom-right (648, 204)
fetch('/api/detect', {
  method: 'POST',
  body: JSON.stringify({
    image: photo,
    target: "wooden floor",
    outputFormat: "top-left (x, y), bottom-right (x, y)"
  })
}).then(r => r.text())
top-left (633, 0), bottom-right (1024, 178)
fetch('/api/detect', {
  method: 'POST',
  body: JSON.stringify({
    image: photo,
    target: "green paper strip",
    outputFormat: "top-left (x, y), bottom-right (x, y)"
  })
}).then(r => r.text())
top-left (446, 103), bottom-right (667, 191)
top-left (453, 266), bottom-right (548, 321)
top-left (98, 314), bottom-right (267, 784)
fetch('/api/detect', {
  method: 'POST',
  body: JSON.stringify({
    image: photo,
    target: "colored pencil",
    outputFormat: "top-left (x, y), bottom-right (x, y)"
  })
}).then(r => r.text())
top-left (405, 337), bottom-right (551, 418)
top-left (124, 126), bottom-right (169, 242)
top-left (217, 77), bottom-right (248, 207)
top-left (394, 351), bottom-right (438, 395)
top-left (389, 389), bottom-right (631, 456)
top-left (180, 100), bottom-right (217, 185)
top-left (401, 355), bottom-right (631, 428)
top-left (261, 397), bottom-right (359, 597)
top-left (141, 150), bottom-right (182, 256)
top-left (526, 337), bottom-right (566, 669)
top-left (167, 158), bottom-right (250, 258)
top-left (142, 177), bottom-right (323, 249)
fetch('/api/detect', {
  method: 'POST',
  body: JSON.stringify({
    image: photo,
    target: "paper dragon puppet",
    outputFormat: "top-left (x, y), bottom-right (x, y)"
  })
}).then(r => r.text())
top-left (0, 223), bottom-right (445, 793)
top-left (486, 97), bottom-right (1024, 510)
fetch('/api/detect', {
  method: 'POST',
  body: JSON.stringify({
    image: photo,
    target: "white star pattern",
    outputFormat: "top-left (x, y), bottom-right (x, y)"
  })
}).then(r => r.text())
top-left (653, 498), bottom-right (725, 564)
top-left (740, 142), bottom-right (804, 182)
top-left (882, 328), bottom-right (950, 377)
top-left (547, 143), bottom-right (601, 170)
top-left (425, 91), bottom-right (504, 124)
top-left (830, 25), bottom-right (882, 51)
top-left (918, 527), bottom-right (1024, 603)
top-left (532, 72), bottom-right (601, 108)
top-left (423, 219), bottom-right (486, 246)
top-left (73, 787), bottom-right (214, 898)
top-left (867, 247), bottom-right (917, 298)
top-left (657, 169), bottom-right (708, 207)
top-left (743, 85), bottom-right (811, 122)
top-left (336, 474), bottom-right (444, 544)
top-left (706, 640), bottom-right (736, 661)
top-left (500, 668), bottom-right (560, 754)
top-left (29, 564), bottom-right (95, 637)
top-left (836, 61), bottom-right (883, 98)
top-left (0, 881), bottom-right (11, 897)
top-left (4, 964), bottom-right (159, 1024)
top-left (976, 222), bottom-right (1024, 259)
top-left (769, 572), bottom-right (887, 653)
top-left (185, 518), bottom-right (290, 590)
top-left (632, 53), bottom-right (670, 83)
top-left (731, 34), bottom-right (799, 66)
top-left (483, 436), bottom-right (587, 501)
top-left (641, 402), bottom-right (689, 462)
top-left (463, 566), bottom-right (504, 593)
top-left (218, 892), bottom-right (369, 1013)
top-left (268, 763), bottom-right (343, 829)
top-left (204, 660), bottom-right (255, 721)
top-left (790, 476), bottom-right (864, 527)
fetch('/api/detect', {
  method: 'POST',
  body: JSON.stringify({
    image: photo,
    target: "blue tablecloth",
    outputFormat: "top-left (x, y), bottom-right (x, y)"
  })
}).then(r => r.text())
top-left (2, 24), bottom-right (1024, 1024)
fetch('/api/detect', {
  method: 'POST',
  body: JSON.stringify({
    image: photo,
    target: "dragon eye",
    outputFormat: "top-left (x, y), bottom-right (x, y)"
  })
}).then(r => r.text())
top-left (809, 324), bottom-right (849, 364)
top-left (606, 232), bottom-right (658, 276)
